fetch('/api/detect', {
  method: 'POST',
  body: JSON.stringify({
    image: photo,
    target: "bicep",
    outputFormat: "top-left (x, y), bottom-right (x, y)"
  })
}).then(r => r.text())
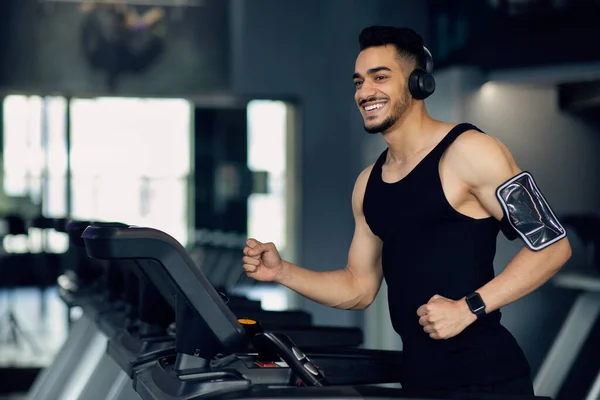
top-left (460, 134), bottom-right (571, 254)
top-left (460, 135), bottom-right (522, 221)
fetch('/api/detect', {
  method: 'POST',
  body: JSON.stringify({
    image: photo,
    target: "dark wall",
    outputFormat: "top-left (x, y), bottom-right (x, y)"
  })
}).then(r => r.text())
top-left (429, 0), bottom-right (600, 70)
top-left (0, 0), bottom-right (229, 95)
top-left (230, 0), bottom-right (429, 327)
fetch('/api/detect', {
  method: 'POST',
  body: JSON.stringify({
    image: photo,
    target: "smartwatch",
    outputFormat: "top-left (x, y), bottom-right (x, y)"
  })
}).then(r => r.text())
top-left (466, 292), bottom-right (486, 318)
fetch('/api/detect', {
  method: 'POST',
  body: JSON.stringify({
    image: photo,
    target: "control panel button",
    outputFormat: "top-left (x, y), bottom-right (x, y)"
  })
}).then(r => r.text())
top-left (304, 362), bottom-right (319, 376)
top-left (292, 347), bottom-right (305, 360)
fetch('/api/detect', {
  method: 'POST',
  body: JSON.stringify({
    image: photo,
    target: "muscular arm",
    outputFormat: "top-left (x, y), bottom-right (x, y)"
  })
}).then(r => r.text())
top-left (419, 132), bottom-right (572, 340)
top-left (276, 167), bottom-right (384, 310)
top-left (455, 132), bottom-right (572, 314)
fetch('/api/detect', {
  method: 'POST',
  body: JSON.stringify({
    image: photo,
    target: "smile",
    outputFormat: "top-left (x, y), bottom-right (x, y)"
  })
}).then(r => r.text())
top-left (362, 102), bottom-right (387, 116)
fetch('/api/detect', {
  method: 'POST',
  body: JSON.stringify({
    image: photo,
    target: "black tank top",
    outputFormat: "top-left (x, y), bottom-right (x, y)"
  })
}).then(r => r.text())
top-left (363, 123), bottom-right (531, 391)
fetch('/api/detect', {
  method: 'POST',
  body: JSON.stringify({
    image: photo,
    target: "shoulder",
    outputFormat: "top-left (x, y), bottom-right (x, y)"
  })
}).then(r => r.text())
top-left (351, 163), bottom-right (376, 215)
top-left (445, 129), bottom-right (521, 189)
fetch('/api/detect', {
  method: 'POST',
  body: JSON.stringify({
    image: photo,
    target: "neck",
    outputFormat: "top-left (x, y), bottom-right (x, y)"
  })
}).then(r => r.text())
top-left (381, 103), bottom-right (440, 164)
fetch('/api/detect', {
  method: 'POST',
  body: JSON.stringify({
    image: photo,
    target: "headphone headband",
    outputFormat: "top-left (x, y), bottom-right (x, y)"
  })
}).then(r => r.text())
top-left (422, 46), bottom-right (433, 74)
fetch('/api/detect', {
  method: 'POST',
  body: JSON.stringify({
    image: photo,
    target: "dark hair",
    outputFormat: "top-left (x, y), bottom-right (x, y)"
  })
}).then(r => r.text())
top-left (358, 26), bottom-right (425, 69)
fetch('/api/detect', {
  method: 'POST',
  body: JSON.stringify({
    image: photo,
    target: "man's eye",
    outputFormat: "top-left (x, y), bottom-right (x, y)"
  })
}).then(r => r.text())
top-left (376, 75), bottom-right (386, 81)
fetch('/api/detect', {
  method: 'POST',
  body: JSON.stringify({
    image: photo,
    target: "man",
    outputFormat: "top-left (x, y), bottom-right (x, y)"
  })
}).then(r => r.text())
top-left (242, 26), bottom-right (572, 395)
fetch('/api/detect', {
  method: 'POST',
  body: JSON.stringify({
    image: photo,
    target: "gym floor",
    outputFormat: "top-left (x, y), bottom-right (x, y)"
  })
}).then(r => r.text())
top-left (0, 288), bottom-right (68, 397)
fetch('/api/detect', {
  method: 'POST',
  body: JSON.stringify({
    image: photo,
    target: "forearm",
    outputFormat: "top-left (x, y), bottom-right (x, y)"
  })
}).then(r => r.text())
top-left (477, 238), bottom-right (572, 314)
top-left (276, 261), bottom-right (367, 310)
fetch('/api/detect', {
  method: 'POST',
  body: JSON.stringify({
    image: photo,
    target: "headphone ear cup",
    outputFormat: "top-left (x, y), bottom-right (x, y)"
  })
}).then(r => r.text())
top-left (420, 73), bottom-right (436, 99)
top-left (408, 69), bottom-right (423, 99)
top-left (408, 69), bottom-right (435, 100)
top-left (408, 69), bottom-right (425, 100)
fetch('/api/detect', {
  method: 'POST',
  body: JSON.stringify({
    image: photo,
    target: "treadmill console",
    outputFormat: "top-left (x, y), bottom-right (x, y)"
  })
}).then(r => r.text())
top-left (82, 225), bottom-right (331, 388)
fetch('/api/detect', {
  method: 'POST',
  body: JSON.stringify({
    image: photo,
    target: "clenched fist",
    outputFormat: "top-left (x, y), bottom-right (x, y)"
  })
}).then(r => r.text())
top-left (416, 294), bottom-right (477, 340)
top-left (242, 238), bottom-right (286, 282)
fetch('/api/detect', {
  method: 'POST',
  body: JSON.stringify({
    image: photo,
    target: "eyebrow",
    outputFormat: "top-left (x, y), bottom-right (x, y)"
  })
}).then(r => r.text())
top-left (353, 66), bottom-right (392, 80)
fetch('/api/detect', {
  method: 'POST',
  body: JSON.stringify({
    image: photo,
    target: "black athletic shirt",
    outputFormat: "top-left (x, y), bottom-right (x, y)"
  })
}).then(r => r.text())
top-left (363, 123), bottom-right (531, 391)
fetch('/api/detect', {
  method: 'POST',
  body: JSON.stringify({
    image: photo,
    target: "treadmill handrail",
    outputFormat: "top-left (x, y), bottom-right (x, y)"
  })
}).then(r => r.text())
top-left (82, 225), bottom-right (248, 352)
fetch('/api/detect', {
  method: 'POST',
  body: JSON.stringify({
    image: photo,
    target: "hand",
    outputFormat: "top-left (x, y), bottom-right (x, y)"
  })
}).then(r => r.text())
top-left (416, 294), bottom-right (477, 340)
top-left (242, 238), bottom-right (286, 282)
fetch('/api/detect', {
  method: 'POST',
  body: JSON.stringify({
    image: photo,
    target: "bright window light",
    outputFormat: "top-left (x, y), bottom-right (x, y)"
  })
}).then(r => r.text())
top-left (70, 97), bottom-right (192, 245)
top-left (246, 100), bottom-right (288, 257)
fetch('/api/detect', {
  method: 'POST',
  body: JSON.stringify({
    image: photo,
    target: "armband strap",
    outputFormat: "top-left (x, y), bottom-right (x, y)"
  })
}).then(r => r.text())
top-left (495, 171), bottom-right (566, 251)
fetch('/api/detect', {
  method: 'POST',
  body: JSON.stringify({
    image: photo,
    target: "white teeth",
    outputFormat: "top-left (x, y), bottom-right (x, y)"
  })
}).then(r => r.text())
top-left (364, 103), bottom-right (385, 111)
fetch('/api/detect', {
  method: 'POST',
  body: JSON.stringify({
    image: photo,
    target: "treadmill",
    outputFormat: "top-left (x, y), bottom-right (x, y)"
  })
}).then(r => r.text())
top-left (32, 215), bottom-right (366, 400)
top-left (82, 226), bottom-right (402, 399)
top-left (27, 221), bottom-right (137, 400)
top-left (44, 218), bottom-right (372, 400)
top-left (65, 221), bottom-right (174, 400)
top-left (82, 224), bottom-right (552, 400)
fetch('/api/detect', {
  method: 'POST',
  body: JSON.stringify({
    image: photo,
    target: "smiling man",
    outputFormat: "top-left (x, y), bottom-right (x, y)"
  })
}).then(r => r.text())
top-left (242, 26), bottom-right (572, 395)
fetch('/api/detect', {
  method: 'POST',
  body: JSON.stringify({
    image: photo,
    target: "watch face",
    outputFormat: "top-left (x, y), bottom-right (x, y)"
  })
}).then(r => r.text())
top-left (468, 294), bottom-right (485, 312)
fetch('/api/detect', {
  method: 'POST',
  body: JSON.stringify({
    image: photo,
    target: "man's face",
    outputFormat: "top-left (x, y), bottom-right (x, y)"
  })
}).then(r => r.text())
top-left (353, 45), bottom-right (411, 134)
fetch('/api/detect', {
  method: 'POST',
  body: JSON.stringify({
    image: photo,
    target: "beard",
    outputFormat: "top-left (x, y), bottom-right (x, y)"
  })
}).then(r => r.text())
top-left (362, 91), bottom-right (410, 135)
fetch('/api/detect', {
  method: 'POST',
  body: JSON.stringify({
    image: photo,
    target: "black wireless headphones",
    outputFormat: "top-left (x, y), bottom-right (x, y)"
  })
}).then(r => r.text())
top-left (408, 46), bottom-right (436, 100)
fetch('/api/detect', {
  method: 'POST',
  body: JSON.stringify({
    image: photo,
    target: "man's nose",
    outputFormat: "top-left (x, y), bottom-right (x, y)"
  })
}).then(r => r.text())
top-left (358, 82), bottom-right (377, 103)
